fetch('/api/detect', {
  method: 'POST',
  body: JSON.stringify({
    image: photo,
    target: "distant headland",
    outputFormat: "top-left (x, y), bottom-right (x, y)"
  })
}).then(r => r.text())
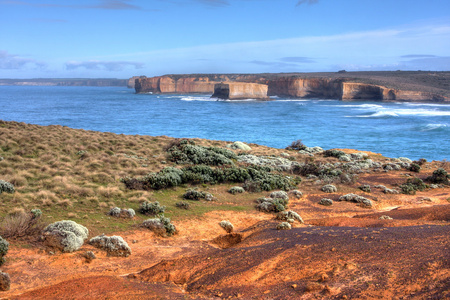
top-left (132, 71), bottom-right (450, 102)
top-left (0, 78), bottom-right (127, 87)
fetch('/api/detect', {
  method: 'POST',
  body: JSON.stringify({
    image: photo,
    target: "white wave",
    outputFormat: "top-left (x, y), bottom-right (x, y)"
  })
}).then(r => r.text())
top-left (355, 111), bottom-right (399, 118)
top-left (399, 102), bottom-right (450, 108)
top-left (392, 108), bottom-right (450, 116)
top-left (180, 96), bottom-right (215, 101)
top-left (419, 123), bottom-right (448, 131)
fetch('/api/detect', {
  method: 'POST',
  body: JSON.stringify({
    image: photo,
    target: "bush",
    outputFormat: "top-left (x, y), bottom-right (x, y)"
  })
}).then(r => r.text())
top-left (108, 207), bottom-right (135, 218)
top-left (318, 198), bottom-right (333, 206)
top-left (269, 190), bottom-right (289, 201)
top-left (0, 180), bottom-right (14, 194)
top-left (255, 197), bottom-right (288, 213)
top-left (175, 201), bottom-right (190, 210)
top-left (285, 139), bottom-right (306, 151)
top-left (142, 216), bottom-right (176, 237)
top-left (0, 271), bottom-right (10, 291)
top-left (139, 201), bottom-right (165, 216)
top-left (413, 158), bottom-right (427, 166)
top-left (276, 210), bottom-right (303, 223)
top-left (89, 234), bottom-right (131, 257)
top-left (228, 186), bottom-right (245, 195)
top-left (43, 220), bottom-right (89, 253)
top-left (219, 220), bottom-right (234, 233)
top-left (358, 185), bottom-right (371, 193)
top-left (338, 193), bottom-right (372, 208)
top-left (0, 236), bottom-right (8, 266)
top-left (323, 149), bottom-right (346, 158)
top-left (276, 222), bottom-right (291, 230)
top-left (409, 163), bottom-right (421, 173)
top-left (167, 141), bottom-right (237, 165)
top-left (399, 177), bottom-right (427, 195)
top-left (321, 184), bottom-right (337, 193)
top-left (183, 188), bottom-right (207, 200)
top-left (288, 190), bottom-right (303, 199)
top-left (426, 168), bottom-right (449, 185)
top-left (0, 210), bottom-right (44, 239)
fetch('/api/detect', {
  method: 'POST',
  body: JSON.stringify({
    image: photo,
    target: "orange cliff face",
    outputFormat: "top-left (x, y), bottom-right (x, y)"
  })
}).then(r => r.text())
top-left (212, 82), bottom-right (269, 100)
top-left (135, 75), bottom-right (449, 102)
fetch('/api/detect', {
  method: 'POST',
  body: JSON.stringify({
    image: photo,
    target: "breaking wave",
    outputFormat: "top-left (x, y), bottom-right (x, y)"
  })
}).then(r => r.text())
top-left (418, 123), bottom-right (448, 132)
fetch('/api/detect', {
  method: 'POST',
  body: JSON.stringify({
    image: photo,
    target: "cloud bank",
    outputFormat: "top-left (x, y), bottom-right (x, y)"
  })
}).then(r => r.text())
top-left (0, 51), bottom-right (46, 69)
top-left (65, 60), bottom-right (144, 71)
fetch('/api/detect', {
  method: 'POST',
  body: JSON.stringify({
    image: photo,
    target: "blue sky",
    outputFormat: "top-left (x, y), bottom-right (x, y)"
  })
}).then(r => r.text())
top-left (1, 0), bottom-right (450, 78)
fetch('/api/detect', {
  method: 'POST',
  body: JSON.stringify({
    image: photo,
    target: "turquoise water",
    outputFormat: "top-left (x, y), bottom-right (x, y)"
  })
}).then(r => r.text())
top-left (1, 86), bottom-right (449, 161)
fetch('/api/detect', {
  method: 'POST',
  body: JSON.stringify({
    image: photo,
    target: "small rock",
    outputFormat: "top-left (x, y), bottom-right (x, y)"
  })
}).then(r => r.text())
top-left (292, 284), bottom-right (297, 289)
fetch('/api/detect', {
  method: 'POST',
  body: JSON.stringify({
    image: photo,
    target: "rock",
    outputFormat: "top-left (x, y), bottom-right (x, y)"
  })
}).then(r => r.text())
top-left (212, 82), bottom-right (269, 100)
top-left (0, 272), bottom-right (10, 291)
top-left (227, 141), bottom-right (251, 151)
top-left (89, 234), bottom-right (131, 257)
top-left (43, 220), bottom-right (89, 253)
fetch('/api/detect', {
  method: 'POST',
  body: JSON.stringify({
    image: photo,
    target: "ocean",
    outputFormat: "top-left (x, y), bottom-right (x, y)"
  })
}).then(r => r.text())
top-left (1, 85), bottom-right (449, 161)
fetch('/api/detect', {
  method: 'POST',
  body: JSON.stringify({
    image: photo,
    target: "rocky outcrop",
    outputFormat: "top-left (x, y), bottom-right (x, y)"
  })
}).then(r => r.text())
top-left (134, 73), bottom-right (449, 103)
top-left (212, 82), bottom-right (268, 100)
top-left (127, 76), bottom-right (146, 88)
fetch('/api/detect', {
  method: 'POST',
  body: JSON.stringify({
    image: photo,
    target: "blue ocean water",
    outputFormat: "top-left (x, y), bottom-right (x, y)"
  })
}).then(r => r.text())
top-left (0, 86), bottom-right (449, 161)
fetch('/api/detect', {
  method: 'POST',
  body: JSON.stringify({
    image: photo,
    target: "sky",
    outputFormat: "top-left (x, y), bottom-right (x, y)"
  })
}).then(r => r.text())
top-left (1, 0), bottom-right (450, 78)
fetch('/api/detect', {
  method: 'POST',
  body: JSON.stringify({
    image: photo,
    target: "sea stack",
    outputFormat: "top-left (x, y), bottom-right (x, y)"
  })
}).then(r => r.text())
top-left (212, 82), bottom-right (269, 100)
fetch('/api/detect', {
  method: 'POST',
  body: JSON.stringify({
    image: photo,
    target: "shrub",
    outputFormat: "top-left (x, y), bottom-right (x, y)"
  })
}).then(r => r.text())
top-left (228, 186), bottom-right (245, 195)
top-left (288, 190), bottom-right (303, 199)
top-left (269, 190), bottom-right (289, 201)
top-left (227, 141), bottom-right (251, 151)
top-left (167, 141), bottom-right (236, 165)
top-left (409, 163), bottom-right (421, 173)
top-left (142, 216), bottom-right (176, 237)
top-left (276, 222), bottom-right (291, 230)
top-left (0, 210), bottom-right (44, 239)
top-left (139, 201), bottom-right (165, 216)
top-left (0, 236), bottom-right (8, 266)
top-left (42, 220), bottom-right (89, 253)
top-left (318, 198), bottom-right (333, 206)
top-left (413, 158), bottom-right (427, 166)
top-left (358, 185), bottom-right (371, 193)
top-left (338, 193), bottom-right (372, 208)
top-left (321, 184), bottom-right (337, 193)
top-left (255, 197), bottom-right (288, 213)
top-left (276, 210), bottom-right (304, 223)
top-left (0, 271), bottom-right (10, 291)
top-left (183, 188), bottom-right (207, 200)
top-left (379, 215), bottom-right (393, 220)
top-left (108, 207), bottom-right (135, 218)
top-left (285, 139), bottom-right (306, 151)
top-left (89, 234), bottom-right (131, 257)
top-left (399, 177), bottom-right (428, 195)
top-left (219, 220), bottom-right (234, 233)
top-left (426, 168), bottom-right (449, 185)
top-left (323, 149), bottom-right (346, 158)
top-left (175, 201), bottom-right (190, 210)
top-left (0, 180), bottom-right (14, 194)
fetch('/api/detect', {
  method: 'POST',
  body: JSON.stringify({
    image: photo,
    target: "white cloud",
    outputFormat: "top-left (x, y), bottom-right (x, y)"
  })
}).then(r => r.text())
top-left (65, 60), bottom-right (144, 71)
top-left (0, 50), bottom-right (46, 69)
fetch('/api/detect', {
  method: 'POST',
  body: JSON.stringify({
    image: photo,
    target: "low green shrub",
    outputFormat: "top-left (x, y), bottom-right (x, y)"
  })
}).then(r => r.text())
top-left (276, 210), bottom-right (303, 223)
top-left (183, 188), bottom-right (207, 201)
top-left (321, 184), bottom-right (337, 193)
top-left (358, 185), bottom-right (371, 193)
top-left (175, 201), bottom-right (190, 210)
top-left (285, 139), bottom-right (307, 151)
top-left (166, 140), bottom-right (237, 165)
top-left (409, 163), bottom-right (421, 173)
top-left (338, 193), bottom-right (372, 208)
top-left (43, 220), bottom-right (89, 253)
top-left (426, 168), bottom-right (449, 185)
top-left (255, 197), bottom-right (288, 213)
top-left (323, 149), bottom-right (346, 158)
top-left (228, 186), bottom-right (245, 195)
top-left (139, 201), bottom-right (166, 216)
top-left (399, 177), bottom-right (428, 195)
top-left (0, 180), bottom-right (14, 194)
top-left (142, 216), bottom-right (176, 237)
top-left (276, 222), bottom-right (291, 230)
top-left (318, 198), bottom-right (333, 206)
top-left (88, 234), bottom-right (131, 257)
top-left (0, 236), bottom-right (8, 266)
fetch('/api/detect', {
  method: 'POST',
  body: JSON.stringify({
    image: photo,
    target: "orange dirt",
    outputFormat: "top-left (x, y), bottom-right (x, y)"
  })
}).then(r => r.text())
top-left (1, 180), bottom-right (450, 299)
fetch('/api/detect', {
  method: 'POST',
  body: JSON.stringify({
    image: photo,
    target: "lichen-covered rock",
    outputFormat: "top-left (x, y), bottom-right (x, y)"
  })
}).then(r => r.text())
top-left (43, 220), bottom-right (89, 253)
top-left (321, 184), bottom-right (337, 193)
top-left (0, 272), bottom-right (10, 291)
top-left (269, 190), bottom-right (289, 201)
top-left (319, 198), bottom-right (333, 206)
top-left (89, 234), bottom-right (131, 257)
top-left (227, 141), bottom-right (251, 151)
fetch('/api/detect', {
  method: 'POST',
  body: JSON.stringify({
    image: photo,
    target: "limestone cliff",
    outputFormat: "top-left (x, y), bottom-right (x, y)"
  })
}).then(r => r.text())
top-left (212, 82), bottom-right (269, 100)
top-left (134, 73), bottom-right (450, 103)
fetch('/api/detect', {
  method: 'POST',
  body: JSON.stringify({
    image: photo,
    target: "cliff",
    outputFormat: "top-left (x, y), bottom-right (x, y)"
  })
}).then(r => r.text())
top-left (212, 82), bottom-right (269, 100)
top-left (134, 72), bottom-right (450, 103)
